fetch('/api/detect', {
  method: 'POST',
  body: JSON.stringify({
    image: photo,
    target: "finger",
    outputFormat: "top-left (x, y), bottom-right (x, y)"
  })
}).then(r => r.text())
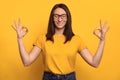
top-left (93, 28), bottom-right (100, 36)
top-left (93, 27), bottom-right (101, 33)
top-left (18, 18), bottom-right (21, 26)
top-left (103, 21), bottom-right (107, 29)
top-left (106, 26), bottom-right (110, 32)
top-left (25, 27), bottom-right (28, 33)
top-left (14, 20), bottom-right (17, 27)
top-left (11, 25), bottom-right (16, 31)
top-left (100, 20), bottom-right (102, 28)
top-left (93, 31), bottom-right (100, 39)
top-left (22, 26), bottom-right (28, 33)
top-left (93, 27), bottom-right (102, 33)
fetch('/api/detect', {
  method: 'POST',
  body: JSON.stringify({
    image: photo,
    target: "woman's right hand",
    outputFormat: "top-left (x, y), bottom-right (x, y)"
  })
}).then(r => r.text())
top-left (11, 19), bottom-right (28, 39)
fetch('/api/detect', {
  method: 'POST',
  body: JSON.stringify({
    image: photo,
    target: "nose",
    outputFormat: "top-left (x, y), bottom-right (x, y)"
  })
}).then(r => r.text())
top-left (58, 17), bottom-right (62, 22)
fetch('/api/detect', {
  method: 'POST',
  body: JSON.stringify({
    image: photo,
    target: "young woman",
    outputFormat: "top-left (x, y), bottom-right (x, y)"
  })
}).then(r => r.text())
top-left (12, 3), bottom-right (109, 80)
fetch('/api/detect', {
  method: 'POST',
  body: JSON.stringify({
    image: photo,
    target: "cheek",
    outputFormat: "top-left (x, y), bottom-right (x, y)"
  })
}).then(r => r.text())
top-left (63, 20), bottom-right (67, 25)
top-left (63, 21), bottom-right (67, 25)
top-left (54, 21), bottom-right (57, 26)
top-left (64, 19), bottom-right (67, 24)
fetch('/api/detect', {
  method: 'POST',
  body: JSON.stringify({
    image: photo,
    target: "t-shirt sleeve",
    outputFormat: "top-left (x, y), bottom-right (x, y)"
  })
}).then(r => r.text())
top-left (33, 35), bottom-right (45, 50)
top-left (76, 36), bottom-right (87, 52)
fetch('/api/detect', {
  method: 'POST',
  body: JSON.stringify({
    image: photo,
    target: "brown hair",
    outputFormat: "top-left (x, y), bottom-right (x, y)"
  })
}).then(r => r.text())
top-left (46, 3), bottom-right (74, 43)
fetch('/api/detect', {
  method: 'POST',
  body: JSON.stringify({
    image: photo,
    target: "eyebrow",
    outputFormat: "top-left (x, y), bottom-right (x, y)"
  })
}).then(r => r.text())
top-left (53, 14), bottom-right (66, 15)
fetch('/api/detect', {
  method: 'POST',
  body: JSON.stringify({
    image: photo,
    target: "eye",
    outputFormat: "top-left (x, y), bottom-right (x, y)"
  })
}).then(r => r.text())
top-left (61, 14), bottom-right (67, 18)
top-left (53, 14), bottom-right (59, 18)
top-left (53, 14), bottom-right (67, 20)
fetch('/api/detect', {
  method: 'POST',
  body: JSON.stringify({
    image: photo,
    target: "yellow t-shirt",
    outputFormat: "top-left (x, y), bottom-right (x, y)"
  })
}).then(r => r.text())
top-left (34, 34), bottom-right (86, 74)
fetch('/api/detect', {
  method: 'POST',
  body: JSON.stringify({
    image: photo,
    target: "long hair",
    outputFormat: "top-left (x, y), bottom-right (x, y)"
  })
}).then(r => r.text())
top-left (46, 3), bottom-right (74, 43)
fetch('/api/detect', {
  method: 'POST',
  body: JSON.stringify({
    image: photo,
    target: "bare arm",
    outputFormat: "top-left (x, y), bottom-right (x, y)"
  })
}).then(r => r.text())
top-left (79, 20), bottom-right (110, 68)
top-left (12, 19), bottom-right (41, 66)
top-left (17, 38), bottom-right (41, 66)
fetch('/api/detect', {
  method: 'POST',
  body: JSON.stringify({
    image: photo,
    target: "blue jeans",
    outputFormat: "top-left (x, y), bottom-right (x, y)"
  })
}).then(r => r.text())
top-left (42, 72), bottom-right (76, 80)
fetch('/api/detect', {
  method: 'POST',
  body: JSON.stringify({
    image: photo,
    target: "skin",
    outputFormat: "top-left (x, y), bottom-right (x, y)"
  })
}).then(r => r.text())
top-left (11, 8), bottom-right (109, 67)
top-left (53, 8), bottom-right (67, 35)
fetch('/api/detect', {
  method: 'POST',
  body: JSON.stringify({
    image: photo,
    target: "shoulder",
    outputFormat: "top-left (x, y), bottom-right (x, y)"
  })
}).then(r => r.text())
top-left (72, 35), bottom-right (85, 43)
top-left (73, 35), bottom-right (87, 50)
top-left (72, 35), bottom-right (82, 41)
top-left (37, 34), bottom-right (46, 41)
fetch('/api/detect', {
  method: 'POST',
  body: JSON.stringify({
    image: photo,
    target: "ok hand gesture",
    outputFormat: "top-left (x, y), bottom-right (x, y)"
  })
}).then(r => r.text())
top-left (93, 20), bottom-right (110, 41)
top-left (11, 19), bottom-right (28, 39)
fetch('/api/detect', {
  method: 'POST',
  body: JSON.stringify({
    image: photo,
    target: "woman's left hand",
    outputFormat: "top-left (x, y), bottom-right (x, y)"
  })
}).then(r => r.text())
top-left (93, 20), bottom-right (110, 41)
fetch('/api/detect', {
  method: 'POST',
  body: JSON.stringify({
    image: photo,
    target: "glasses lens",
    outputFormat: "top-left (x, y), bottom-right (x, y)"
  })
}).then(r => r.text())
top-left (53, 14), bottom-right (67, 20)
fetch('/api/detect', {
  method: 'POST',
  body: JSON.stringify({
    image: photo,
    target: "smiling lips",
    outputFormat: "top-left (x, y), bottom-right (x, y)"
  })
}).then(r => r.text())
top-left (57, 21), bottom-right (65, 26)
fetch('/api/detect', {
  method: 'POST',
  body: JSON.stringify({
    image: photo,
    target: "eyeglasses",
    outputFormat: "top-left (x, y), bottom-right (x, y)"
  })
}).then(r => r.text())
top-left (53, 14), bottom-right (67, 20)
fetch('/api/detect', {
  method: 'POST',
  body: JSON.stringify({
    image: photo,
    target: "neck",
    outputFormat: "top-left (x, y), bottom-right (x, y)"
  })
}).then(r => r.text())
top-left (55, 28), bottom-right (65, 35)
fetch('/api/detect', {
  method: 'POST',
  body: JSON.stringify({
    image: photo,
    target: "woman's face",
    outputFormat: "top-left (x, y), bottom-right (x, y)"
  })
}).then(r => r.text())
top-left (53, 8), bottom-right (67, 29)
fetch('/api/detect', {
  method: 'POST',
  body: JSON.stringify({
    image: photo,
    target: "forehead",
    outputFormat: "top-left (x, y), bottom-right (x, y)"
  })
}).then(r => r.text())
top-left (53, 8), bottom-right (66, 14)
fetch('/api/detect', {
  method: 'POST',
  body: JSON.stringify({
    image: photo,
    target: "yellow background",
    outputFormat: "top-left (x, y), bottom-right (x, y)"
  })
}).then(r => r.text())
top-left (0, 0), bottom-right (119, 80)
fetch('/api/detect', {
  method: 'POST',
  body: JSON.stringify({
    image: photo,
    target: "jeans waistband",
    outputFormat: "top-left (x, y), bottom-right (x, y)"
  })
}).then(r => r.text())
top-left (44, 71), bottom-right (75, 76)
top-left (43, 71), bottom-right (76, 80)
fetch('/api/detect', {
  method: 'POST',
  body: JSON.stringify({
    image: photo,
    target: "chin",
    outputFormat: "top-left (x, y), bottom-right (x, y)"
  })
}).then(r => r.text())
top-left (56, 25), bottom-right (65, 29)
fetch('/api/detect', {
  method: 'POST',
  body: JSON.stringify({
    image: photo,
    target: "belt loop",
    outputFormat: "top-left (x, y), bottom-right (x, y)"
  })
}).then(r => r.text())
top-left (65, 74), bottom-right (67, 78)
top-left (57, 75), bottom-right (60, 79)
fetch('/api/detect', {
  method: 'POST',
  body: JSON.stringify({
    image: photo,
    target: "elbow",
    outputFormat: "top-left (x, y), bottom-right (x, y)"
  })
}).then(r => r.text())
top-left (92, 64), bottom-right (99, 68)
top-left (23, 62), bottom-right (31, 67)
top-left (22, 58), bottom-right (31, 67)
top-left (92, 62), bottom-right (99, 68)
top-left (91, 58), bottom-right (101, 68)
top-left (24, 64), bottom-right (29, 67)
